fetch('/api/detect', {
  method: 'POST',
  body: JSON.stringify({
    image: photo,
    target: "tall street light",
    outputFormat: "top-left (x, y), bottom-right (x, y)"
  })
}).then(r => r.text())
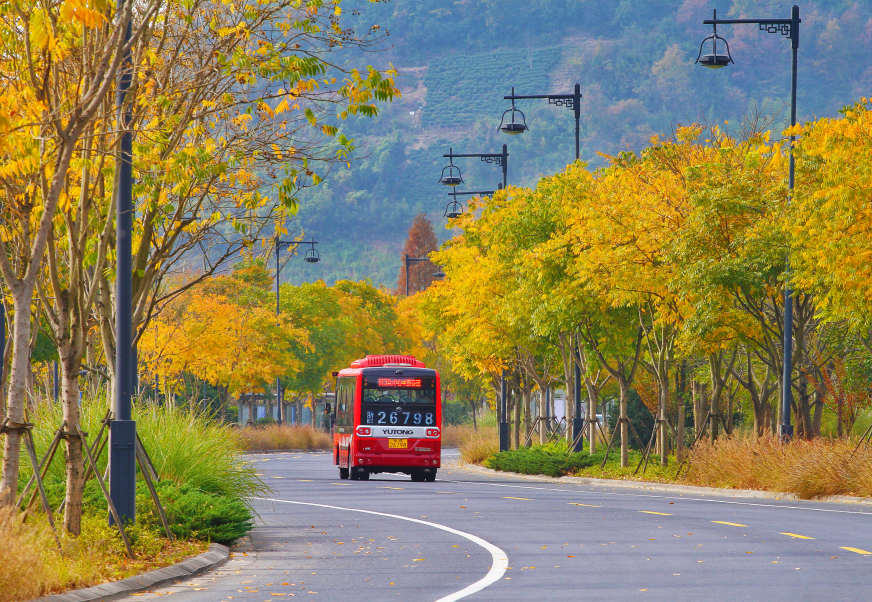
top-left (439, 147), bottom-right (510, 452)
top-left (695, 6), bottom-right (801, 440)
top-left (275, 237), bottom-right (320, 425)
top-left (500, 84), bottom-right (583, 161)
top-left (404, 255), bottom-right (441, 297)
top-left (500, 84), bottom-right (585, 451)
top-left (110, 0), bottom-right (136, 526)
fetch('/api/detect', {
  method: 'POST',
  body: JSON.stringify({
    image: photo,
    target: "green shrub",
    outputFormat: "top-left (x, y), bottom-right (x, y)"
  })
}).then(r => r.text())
top-left (484, 443), bottom-right (596, 478)
top-left (141, 481), bottom-right (254, 545)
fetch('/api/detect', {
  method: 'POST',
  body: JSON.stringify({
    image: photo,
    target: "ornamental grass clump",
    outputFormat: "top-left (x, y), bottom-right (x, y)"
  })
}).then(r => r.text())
top-left (459, 428), bottom-right (499, 464)
top-left (25, 400), bottom-right (267, 504)
top-left (237, 423), bottom-right (332, 451)
top-left (684, 433), bottom-right (872, 499)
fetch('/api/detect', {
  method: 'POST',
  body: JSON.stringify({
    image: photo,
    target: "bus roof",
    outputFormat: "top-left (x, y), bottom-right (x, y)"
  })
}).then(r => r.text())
top-left (349, 355), bottom-right (426, 369)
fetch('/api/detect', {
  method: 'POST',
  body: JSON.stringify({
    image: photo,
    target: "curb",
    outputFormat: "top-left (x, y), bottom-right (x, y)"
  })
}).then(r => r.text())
top-left (456, 462), bottom-right (872, 506)
top-left (34, 543), bottom-right (230, 602)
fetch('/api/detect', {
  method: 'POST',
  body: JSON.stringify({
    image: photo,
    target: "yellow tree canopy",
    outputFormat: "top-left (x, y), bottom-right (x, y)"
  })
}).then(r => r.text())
top-left (790, 98), bottom-right (872, 327)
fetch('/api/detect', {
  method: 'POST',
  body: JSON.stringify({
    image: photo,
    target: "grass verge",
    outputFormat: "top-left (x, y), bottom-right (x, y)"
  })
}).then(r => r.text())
top-left (0, 507), bottom-right (206, 602)
top-left (3, 398), bottom-right (267, 600)
top-left (474, 434), bottom-right (872, 499)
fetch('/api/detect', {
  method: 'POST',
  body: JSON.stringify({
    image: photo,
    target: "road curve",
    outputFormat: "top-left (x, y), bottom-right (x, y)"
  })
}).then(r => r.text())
top-left (131, 449), bottom-right (872, 602)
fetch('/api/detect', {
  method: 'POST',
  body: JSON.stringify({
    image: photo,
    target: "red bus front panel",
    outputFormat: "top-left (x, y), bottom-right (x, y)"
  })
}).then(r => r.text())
top-left (333, 365), bottom-right (441, 475)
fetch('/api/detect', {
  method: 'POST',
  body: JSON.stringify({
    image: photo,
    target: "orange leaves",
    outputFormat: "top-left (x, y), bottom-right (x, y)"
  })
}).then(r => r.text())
top-left (139, 273), bottom-right (309, 395)
top-left (59, 0), bottom-right (106, 29)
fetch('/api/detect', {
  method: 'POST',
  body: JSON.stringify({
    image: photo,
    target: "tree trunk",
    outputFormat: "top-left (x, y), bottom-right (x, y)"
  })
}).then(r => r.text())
top-left (692, 382), bottom-right (705, 435)
top-left (676, 402), bottom-right (685, 464)
top-left (659, 374), bottom-right (669, 466)
top-left (0, 291), bottom-right (35, 506)
top-left (523, 387), bottom-right (531, 447)
top-left (59, 341), bottom-right (86, 535)
top-left (539, 389), bottom-right (548, 445)
top-left (512, 387), bottom-right (521, 450)
top-left (619, 377), bottom-right (629, 468)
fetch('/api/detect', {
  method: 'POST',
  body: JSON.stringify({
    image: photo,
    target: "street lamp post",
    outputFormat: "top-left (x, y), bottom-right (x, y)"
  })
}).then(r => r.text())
top-left (275, 237), bottom-right (320, 425)
top-left (439, 147), bottom-right (510, 452)
top-left (501, 84), bottom-right (583, 162)
top-left (110, 0), bottom-right (136, 526)
top-left (404, 255), bottom-right (434, 297)
top-left (696, 6), bottom-right (801, 440)
top-left (500, 85), bottom-right (585, 450)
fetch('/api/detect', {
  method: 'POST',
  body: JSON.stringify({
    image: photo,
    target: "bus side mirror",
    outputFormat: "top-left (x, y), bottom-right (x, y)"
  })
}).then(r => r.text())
top-left (325, 403), bottom-right (332, 414)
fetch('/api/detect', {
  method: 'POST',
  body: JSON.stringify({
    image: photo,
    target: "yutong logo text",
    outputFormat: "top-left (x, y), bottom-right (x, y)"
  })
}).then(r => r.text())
top-left (383, 429), bottom-right (414, 435)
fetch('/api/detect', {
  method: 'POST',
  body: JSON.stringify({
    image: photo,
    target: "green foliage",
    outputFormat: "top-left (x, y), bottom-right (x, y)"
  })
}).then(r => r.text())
top-left (484, 443), bottom-right (596, 478)
top-left (142, 481), bottom-right (254, 545)
top-left (441, 401), bottom-right (472, 426)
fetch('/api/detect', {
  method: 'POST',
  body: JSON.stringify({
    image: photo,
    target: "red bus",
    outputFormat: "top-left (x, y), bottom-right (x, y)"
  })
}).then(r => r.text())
top-left (332, 355), bottom-right (441, 482)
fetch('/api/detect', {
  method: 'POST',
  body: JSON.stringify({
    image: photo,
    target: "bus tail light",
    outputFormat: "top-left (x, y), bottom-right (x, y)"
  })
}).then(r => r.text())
top-left (356, 426), bottom-right (372, 437)
top-left (426, 428), bottom-right (441, 438)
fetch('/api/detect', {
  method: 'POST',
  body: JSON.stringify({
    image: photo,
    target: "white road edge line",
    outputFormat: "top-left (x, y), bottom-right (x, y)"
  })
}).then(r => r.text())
top-left (445, 480), bottom-right (872, 515)
top-left (256, 497), bottom-right (509, 602)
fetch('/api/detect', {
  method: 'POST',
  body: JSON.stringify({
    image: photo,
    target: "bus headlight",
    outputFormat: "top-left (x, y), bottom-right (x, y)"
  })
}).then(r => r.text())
top-left (356, 426), bottom-right (372, 437)
top-left (426, 428), bottom-right (440, 438)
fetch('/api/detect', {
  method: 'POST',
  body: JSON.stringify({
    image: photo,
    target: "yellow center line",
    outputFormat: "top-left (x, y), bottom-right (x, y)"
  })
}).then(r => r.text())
top-left (436, 491), bottom-right (458, 494)
top-left (298, 479), bottom-right (313, 482)
top-left (330, 483), bottom-right (351, 486)
top-left (639, 511), bottom-right (673, 516)
top-left (712, 521), bottom-right (748, 527)
top-left (840, 547), bottom-right (872, 555)
top-left (379, 487), bottom-right (405, 490)
top-left (503, 497), bottom-right (533, 501)
top-left (568, 503), bottom-right (602, 507)
top-left (781, 532), bottom-right (815, 540)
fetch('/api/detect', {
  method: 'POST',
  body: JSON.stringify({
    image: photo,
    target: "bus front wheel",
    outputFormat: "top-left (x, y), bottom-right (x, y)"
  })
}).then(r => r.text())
top-left (339, 466), bottom-right (349, 479)
top-left (424, 468), bottom-right (437, 482)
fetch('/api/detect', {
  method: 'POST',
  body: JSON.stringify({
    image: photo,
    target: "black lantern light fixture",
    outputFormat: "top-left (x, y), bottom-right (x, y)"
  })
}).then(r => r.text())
top-left (695, 9), bottom-right (734, 69)
top-left (443, 184), bottom-right (501, 219)
top-left (501, 83), bottom-right (583, 161)
top-left (441, 146), bottom-right (508, 189)
top-left (439, 149), bottom-right (464, 187)
top-left (498, 88), bottom-right (529, 135)
top-left (303, 239), bottom-right (321, 263)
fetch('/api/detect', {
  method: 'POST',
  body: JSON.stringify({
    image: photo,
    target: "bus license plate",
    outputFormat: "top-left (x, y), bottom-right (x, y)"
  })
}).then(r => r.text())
top-left (388, 439), bottom-right (408, 449)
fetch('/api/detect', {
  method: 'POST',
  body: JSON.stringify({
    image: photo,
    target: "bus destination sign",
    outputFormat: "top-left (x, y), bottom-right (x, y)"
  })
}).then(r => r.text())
top-left (377, 378), bottom-right (422, 388)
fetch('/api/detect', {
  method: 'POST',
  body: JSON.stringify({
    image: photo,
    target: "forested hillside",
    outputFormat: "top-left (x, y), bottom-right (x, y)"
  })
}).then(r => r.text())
top-left (283, 0), bottom-right (872, 288)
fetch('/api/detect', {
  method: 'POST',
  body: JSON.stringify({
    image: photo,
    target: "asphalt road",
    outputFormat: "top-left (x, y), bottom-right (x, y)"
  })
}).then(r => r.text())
top-left (134, 450), bottom-right (872, 602)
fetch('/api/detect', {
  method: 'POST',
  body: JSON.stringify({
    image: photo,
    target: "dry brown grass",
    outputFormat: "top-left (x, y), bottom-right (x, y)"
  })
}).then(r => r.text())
top-left (458, 427), bottom-right (499, 465)
top-left (237, 424), bottom-right (332, 451)
top-left (0, 508), bottom-right (205, 602)
top-left (442, 424), bottom-right (481, 448)
top-left (685, 434), bottom-right (872, 499)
